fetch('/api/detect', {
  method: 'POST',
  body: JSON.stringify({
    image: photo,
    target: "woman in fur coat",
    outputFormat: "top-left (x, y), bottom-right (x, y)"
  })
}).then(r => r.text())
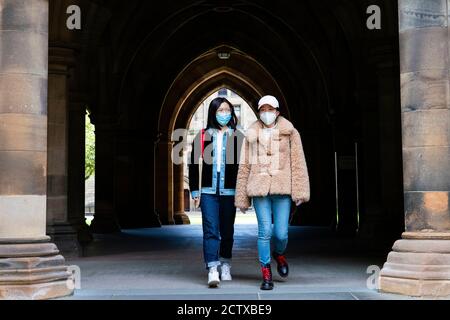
top-left (235, 95), bottom-right (310, 290)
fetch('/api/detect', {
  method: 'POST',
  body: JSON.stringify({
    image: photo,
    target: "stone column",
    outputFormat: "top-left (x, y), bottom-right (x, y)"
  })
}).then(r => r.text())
top-left (379, 0), bottom-right (450, 297)
top-left (173, 163), bottom-right (190, 225)
top-left (335, 146), bottom-right (358, 237)
top-left (67, 99), bottom-right (93, 248)
top-left (154, 135), bottom-right (175, 225)
top-left (90, 120), bottom-right (121, 233)
top-left (46, 47), bottom-right (84, 257)
top-left (358, 48), bottom-right (405, 250)
top-left (0, 0), bottom-right (73, 299)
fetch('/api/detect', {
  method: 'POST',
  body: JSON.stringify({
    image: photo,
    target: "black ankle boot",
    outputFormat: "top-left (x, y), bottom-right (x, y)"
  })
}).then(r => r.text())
top-left (273, 252), bottom-right (289, 278)
top-left (260, 264), bottom-right (274, 290)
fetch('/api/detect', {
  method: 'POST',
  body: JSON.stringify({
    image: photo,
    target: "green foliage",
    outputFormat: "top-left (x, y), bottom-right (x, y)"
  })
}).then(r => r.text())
top-left (85, 111), bottom-right (95, 180)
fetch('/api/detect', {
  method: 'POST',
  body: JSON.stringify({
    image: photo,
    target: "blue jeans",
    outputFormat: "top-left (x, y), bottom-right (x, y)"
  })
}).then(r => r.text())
top-left (200, 173), bottom-right (236, 269)
top-left (253, 195), bottom-right (291, 266)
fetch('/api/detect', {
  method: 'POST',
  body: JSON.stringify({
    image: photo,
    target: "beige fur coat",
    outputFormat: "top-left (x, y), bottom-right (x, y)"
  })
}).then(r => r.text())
top-left (235, 116), bottom-right (310, 208)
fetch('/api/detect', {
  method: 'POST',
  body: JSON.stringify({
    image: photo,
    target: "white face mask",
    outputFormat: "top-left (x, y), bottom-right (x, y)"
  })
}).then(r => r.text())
top-left (260, 112), bottom-right (277, 126)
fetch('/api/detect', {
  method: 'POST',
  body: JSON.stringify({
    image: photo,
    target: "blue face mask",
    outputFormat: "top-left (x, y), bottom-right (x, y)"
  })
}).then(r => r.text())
top-left (216, 112), bottom-right (232, 127)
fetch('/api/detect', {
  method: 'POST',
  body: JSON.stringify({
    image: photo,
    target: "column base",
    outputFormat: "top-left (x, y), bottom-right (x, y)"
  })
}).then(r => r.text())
top-left (357, 214), bottom-right (404, 251)
top-left (174, 212), bottom-right (191, 225)
top-left (47, 221), bottom-right (93, 258)
top-left (89, 214), bottom-right (121, 234)
top-left (47, 223), bottom-right (81, 258)
top-left (157, 211), bottom-right (175, 226)
top-left (0, 241), bottom-right (74, 300)
top-left (0, 280), bottom-right (73, 300)
top-left (379, 233), bottom-right (450, 297)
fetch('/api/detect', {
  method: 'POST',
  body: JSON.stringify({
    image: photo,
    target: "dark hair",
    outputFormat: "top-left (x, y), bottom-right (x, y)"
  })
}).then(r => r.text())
top-left (206, 97), bottom-right (238, 130)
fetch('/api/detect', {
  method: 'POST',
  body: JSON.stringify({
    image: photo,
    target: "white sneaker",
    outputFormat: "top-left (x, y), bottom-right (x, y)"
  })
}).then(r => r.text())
top-left (208, 267), bottom-right (220, 288)
top-left (221, 263), bottom-right (232, 281)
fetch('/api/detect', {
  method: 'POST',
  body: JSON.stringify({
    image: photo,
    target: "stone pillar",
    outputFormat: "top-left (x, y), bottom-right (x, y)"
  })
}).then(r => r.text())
top-left (67, 99), bottom-right (93, 248)
top-left (0, 0), bottom-right (73, 299)
top-left (173, 163), bottom-right (190, 225)
top-left (154, 136), bottom-right (175, 225)
top-left (46, 47), bottom-right (85, 257)
top-left (335, 147), bottom-right (358, 237)
top-left (358, 48), bottom-right (405, 250)
top-left (379, 0), bottom-right (450, 297)
top-left (90, 120), bottom-right (121, 233)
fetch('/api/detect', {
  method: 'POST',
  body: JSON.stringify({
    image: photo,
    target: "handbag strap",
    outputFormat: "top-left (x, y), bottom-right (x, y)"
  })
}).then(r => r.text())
top-left (197, 129), bottom-right (206, 205)
top-left (200, 129), bottom-right (205, 158)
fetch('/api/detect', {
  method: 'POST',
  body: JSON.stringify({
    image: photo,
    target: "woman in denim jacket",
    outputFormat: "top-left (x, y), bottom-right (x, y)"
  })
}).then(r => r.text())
top-left (189, 97), bottom-right (245, 288)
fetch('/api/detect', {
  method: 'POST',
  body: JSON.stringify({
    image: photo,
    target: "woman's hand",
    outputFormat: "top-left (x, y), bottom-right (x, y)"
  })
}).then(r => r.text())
top-left (194, 197), bottom-right (200, 208)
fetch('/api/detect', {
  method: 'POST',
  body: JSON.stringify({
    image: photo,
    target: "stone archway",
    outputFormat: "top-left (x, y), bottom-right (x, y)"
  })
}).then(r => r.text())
top-left (90, 1), bottom-right (341, 232)
top-left (7, 0), bottom-right (448, 300)
top-left (155, 46), bottom-right (287, 225)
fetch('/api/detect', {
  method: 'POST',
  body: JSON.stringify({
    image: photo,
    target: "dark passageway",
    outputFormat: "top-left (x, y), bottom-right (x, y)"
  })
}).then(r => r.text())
top-left (48, 0), bottom-right (403, 257)
top-left (48, 0), bottom-right (405, 298)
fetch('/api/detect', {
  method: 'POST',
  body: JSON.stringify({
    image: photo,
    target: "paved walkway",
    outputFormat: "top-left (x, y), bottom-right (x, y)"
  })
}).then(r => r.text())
top-left (62, 224), bottom-right (420, 300)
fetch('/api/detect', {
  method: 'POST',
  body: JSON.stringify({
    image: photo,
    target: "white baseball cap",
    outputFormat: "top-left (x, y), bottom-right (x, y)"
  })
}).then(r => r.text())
top-left (258, 95), bottom-right (279, 110)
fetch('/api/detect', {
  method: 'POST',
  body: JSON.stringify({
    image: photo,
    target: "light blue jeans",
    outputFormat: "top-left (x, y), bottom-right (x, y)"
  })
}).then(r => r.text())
top-left (253, 195), bottom-right (291, 266)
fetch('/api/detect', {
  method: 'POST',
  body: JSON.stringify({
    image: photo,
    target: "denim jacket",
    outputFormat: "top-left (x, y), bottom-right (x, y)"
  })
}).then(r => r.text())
top-left (189, 128), bottom-right (244, 199)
